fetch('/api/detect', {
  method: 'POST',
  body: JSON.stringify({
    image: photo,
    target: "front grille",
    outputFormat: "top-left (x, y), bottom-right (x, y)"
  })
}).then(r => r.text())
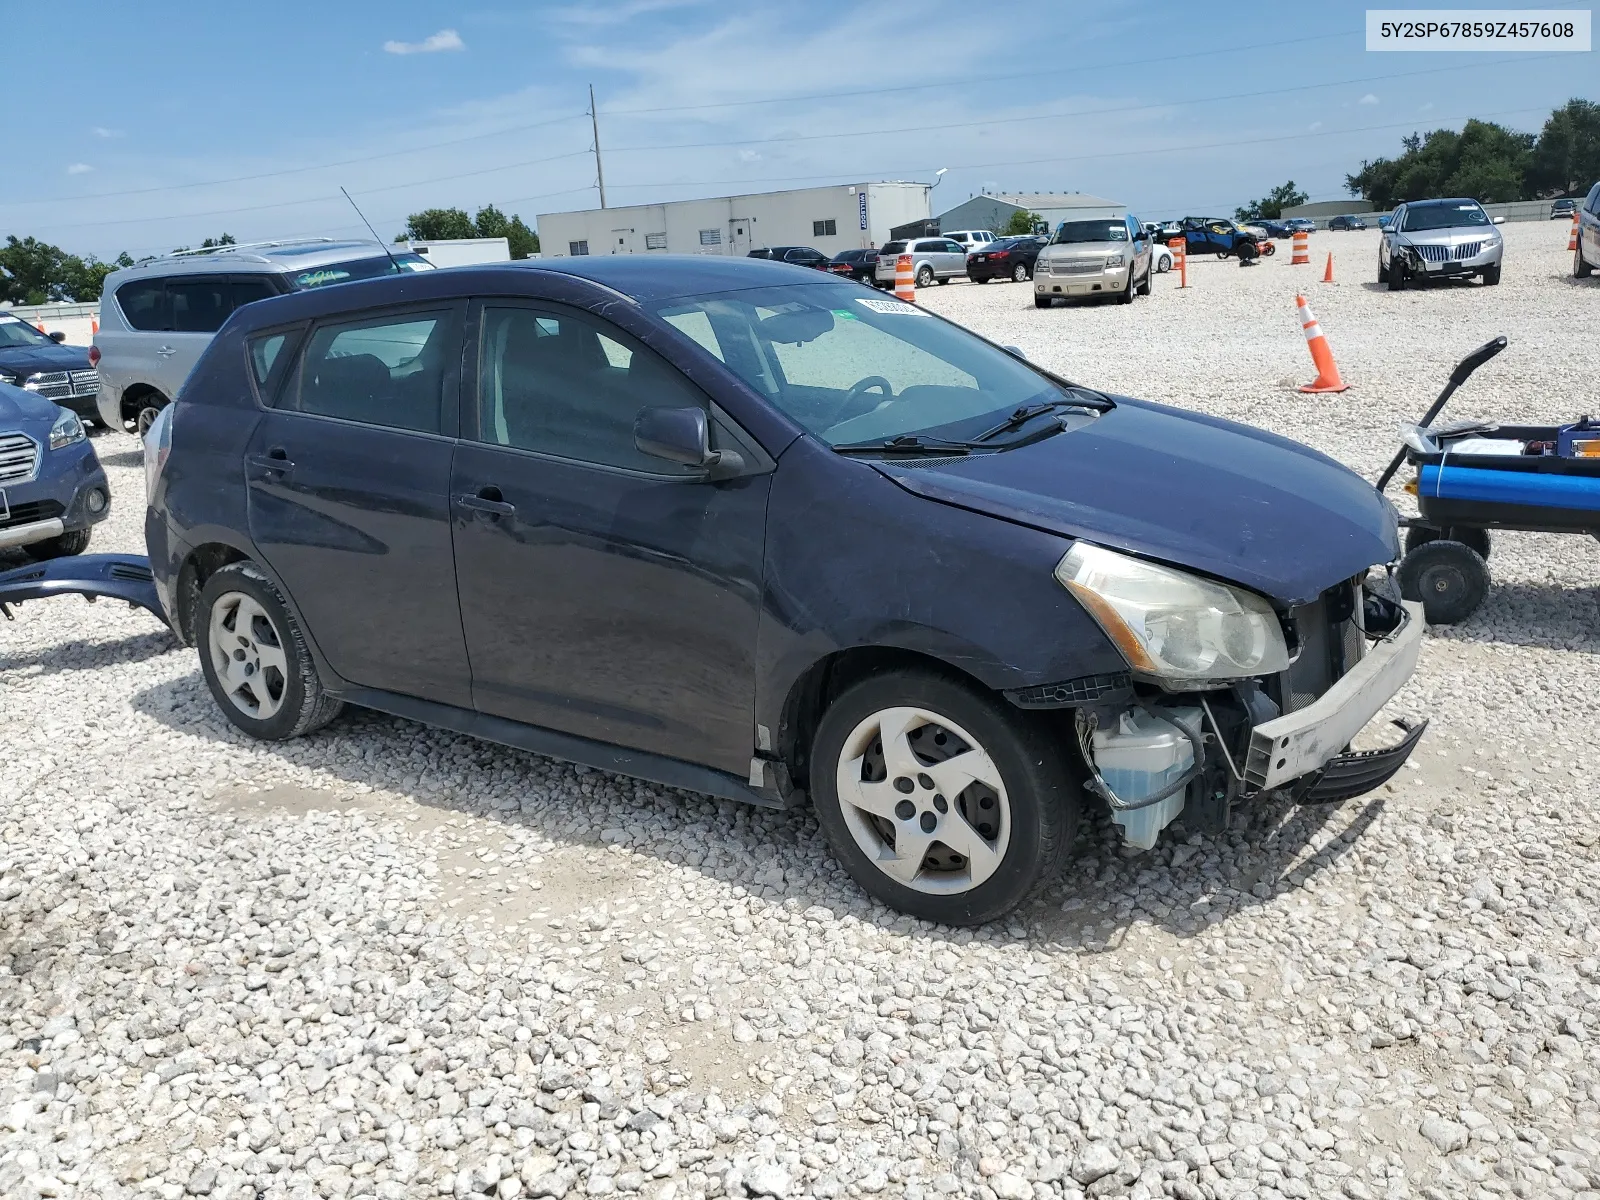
top-left (0, 499), bottom-right (64, 529)
top-left (1414, 242), bottom-right (1482, 263)
top-left (23, 370), bottom-right (99, 400)
top-left (1048, 259), bottom-right (1101, 276)
top-left (0, 432), bottom-right (39, 484)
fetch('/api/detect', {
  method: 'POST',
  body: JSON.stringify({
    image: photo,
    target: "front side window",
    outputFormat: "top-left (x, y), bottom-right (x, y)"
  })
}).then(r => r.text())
top-left (288, 253), bottom-right (430, 291)
top-left (478, 306), bottom-right (707, 474)
top-left (1052, 221), bottom-right (1129, 244)
top-left (1400, 204), bottom-right (1489, 232)
top-left (651, 283), bottom-right (1077, 448)
top-left (289, 309), bottom-right (452, 434)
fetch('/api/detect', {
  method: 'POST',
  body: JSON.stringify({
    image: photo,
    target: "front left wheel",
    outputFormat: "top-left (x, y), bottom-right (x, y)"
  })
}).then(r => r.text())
top-left (20, 528), bottom-right (91, 561)
top-left (197, 562), bottom-right (343, 741)
top-left (810, 669), bottom-right (1080, 926)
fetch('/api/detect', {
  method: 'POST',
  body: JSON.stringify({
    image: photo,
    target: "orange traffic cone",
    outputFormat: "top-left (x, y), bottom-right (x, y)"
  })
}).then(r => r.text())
top-left (894, 253), bottom-right (916, 303)
top-left (1570, 214), bottom-right (1580, 252)
top-left (35, 321), bottom-right (46, 334)
top-left (91, 319), bottom-right (99, 335)
top-left (1296, 294), bottom-right (1347, 394)
top-left (1322, 252), bottom-right (1335, 283)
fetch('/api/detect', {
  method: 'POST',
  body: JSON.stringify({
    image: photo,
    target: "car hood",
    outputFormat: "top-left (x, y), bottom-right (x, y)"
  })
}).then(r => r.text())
top-left (0, 380), bottom-right (66, 430)
top-left (871, 397), bottom-right (1398, 606)
top-left (1394, 226), bottom-right (1493, 246)
top-left (0, 341), bottom-right (88, 375)
top-left (1041, 241), bottom-right (1126, 258)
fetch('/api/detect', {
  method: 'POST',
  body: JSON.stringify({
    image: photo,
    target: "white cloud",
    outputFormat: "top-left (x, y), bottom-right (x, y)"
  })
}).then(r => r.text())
top-left (1359, 93), bottom-right (1379, 106)
top-left (383, 29), bottom-right (465, 55)
top-left (66, 163), bottom-right (93, 175)
top-left (91, 127), bottom-right (122, 139)
top-left (1309, 121), bottom-right (1323, 132)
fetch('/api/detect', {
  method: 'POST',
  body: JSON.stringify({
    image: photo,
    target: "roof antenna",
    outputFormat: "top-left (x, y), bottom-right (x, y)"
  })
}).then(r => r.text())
top-left (341, 186), bottom-right (405, 273)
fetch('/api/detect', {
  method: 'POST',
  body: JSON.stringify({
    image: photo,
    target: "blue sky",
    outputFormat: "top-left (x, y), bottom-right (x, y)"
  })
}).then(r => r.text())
top-left (5, 1), bottom-right (1593, 259)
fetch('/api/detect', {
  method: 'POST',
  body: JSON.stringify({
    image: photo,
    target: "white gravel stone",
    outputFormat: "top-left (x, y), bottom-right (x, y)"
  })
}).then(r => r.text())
top-left (1, 220), bottom-right (1596, 1200)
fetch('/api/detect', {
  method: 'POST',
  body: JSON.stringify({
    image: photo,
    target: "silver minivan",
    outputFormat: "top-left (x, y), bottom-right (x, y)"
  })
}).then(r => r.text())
top-left (1033, 216), bottom-right (1152, 307)
top-left (93, 239), bottom-right (432, 435)
top-left (872, 237), bottom-right (969, 288)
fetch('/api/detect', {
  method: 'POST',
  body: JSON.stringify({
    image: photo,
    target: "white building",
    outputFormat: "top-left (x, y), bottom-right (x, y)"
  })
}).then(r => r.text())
top-left (536, 182), bottom-right (932, 259)
top-left (934, 191), bottom-right (1127, 235)
top-left (404, 237), bottom-right (511, 267)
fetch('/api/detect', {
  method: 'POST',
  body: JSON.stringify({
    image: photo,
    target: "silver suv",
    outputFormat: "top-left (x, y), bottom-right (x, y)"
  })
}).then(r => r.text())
top-left (1378, 198), bottom-right (1504, 291)
top-left (872, 237), bottom-right (968, 288)
top-left (93, 239), bottom-right (432, 435)
top-left (1034, 215), bottom-right (1152, 307)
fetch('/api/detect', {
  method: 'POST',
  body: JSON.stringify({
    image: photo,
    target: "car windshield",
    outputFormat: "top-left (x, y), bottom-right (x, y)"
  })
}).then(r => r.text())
top-left (651, 282), bottom-right (1090, 448)
top-left (1052, 221), bottom-right (1128, 244)
top-left (1400, 204), bottom-right (1489, 232)
top-left (0, 315), bottom-right (52, 348)
top-left (287, 252), bottom-right (432, 290)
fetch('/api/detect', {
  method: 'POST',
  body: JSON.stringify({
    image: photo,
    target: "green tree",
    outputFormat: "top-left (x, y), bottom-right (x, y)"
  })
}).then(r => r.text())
top-left (395, 207), bottom-right (477, 241)
top-left (1001, 209), bottom-right (1044, 236)
top-left (471, 204), bottom-right (540, 258)
top-left (1234, 181), bottom-right (1309, 221)
top-left (0, 237), bottom-right (132, 304)
top-left (62, 252), bottom-right (134, 303)
top-left (1529, 99), bottom-right (1600, 197)
top-left (1347, 119), bottom-right (1534, 207)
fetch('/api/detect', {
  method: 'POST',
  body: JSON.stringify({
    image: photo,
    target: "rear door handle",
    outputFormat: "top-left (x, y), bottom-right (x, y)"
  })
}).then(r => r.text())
top-left (455, 492), bottom-right (515, 517)
top-left (156, 345), bottom-right (177, 358)
top-left (246, 450), bottom-right (294, 473)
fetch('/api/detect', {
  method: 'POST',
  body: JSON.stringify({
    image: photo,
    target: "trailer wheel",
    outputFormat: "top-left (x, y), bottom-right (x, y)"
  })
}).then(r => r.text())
top-left (1398, 540), bottom-right (1490, 625)
top-left (1404, 525), bottom-right (1491, 561)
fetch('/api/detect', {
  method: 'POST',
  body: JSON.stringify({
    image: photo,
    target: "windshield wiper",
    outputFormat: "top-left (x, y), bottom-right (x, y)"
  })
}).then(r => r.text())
top-left (974, 394), bottom-right (1106, 442)
top-left (832, 434), bottom-right (974, 456)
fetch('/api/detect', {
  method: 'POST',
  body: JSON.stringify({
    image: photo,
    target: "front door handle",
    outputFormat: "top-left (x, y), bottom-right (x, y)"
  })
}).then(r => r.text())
top-left (156, 345), bottom-right (177, 358)
top-left (246, 449), bottom-right (294, 474)
top-left (455, 489), bottom-right (515, 518)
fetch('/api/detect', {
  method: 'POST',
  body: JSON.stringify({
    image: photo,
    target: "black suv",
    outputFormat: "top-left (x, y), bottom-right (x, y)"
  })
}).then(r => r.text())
top-left (747, 246), bottom-right (830, 270)
top-left (131, 255), bottom-right (1427, 925)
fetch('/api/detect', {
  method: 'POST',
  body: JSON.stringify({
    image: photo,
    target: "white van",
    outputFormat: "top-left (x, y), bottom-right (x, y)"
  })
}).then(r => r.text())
top-left (942, 230), bottom-right (998, 254)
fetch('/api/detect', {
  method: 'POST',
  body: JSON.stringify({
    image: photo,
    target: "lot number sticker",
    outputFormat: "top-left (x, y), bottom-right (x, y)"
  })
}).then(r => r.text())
top-left (855, 297), bottom-right (929, 316)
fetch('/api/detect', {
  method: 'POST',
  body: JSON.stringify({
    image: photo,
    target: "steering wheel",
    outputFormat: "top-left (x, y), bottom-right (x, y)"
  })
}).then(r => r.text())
top-left (828, 376), bottom-right (894, 425)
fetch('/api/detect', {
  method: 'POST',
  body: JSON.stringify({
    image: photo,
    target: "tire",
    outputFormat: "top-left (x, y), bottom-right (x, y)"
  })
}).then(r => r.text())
top-left (1404, 524), bottom-right (1490, 561)
top-left (1136, 265), bottom-right (1152, 296)
top-left (1217, 248), bottom-right (1231, 259)
top-left (1034, 296), bottom-right (1052, 308)
top-left (1482, 263), bottom-right (1501, 286)
top-left (1012, 261), bottom-right (1029, 283)
top-left (1118, 272), bottom-right (1135, 304)
top-left (916, 265), bottom-right (934, 288)
top-left (1154, 253), bottom-right (1170, 274)
top-left (1398, 540), bottom-right (1490, 625)
top-left (1388, 260), bottom-right (1407, 291)
top-left (134, 399), bottom-right (166, 439)
top-left (197, 561), bottom-right (344, 741)
top-left (937, 276), bottom-right (950, 285)
top-left (1578, 245), bottom-right (1594, 278)
top-left (1377, 255), bottom-right (1389, 284)
top-left (809, 669), bottom-right (1080, 926)
top-left (20, 527), bottom-right (91, 561)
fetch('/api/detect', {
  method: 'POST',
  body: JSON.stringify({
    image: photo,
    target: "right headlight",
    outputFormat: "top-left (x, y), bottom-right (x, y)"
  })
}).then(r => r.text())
top-left (1055, 543), bottom-right (1290, 684)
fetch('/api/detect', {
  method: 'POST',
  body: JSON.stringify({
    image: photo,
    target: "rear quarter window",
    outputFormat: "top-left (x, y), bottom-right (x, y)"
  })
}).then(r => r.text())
top-left (117, 280), bottom-right (168, 331)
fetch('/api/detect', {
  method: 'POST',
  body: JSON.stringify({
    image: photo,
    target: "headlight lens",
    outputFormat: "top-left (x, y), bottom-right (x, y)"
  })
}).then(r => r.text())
top-left (1055, 543), bottom-right (1290, 683)
top-left (0, 372), bottom-right (14, 386)
top-left (1105, 254), bottom-right (1125, 268)
top-left (49, 408), bottom-right (86, 451)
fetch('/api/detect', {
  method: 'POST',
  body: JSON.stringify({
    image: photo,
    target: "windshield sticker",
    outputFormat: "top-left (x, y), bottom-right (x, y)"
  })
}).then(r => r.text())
top-left (855, 298), bottom-right (928, 316)
top-left (830, 308), bottom-right (858, 321)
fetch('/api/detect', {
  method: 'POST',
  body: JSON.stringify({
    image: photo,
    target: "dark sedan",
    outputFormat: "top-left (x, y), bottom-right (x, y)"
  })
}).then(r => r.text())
top-left (0, 314), bottom-right (101, 424)
top-left (1329, 214), bottom-right (1369, 231)
top-left (828, 248), bottom-right (879, 282)
top-left (747, 246), bottom-right (831, 270)
top-left (966, 236), bottom-right (1046, 283)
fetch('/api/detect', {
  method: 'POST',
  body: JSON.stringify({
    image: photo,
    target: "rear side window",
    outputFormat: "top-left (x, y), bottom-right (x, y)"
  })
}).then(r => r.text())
top-left (117, 280), bottom-right (168, 331)
top-left (249, 333), bottom-right (290, 386)
top-left (231, 275), bottom-right (280, 308)
top-left (288, 309), bottom-right (454, 434)
top-left (168, 278), bottom-right (232, 333)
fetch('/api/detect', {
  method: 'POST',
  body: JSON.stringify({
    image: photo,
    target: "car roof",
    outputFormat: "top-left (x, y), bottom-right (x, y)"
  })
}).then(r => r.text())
top-left (224, 254), bottom-right (848, 329)
top-left (104, 239), bottom-right (399, 285)
top-left (1402, 198), bottom-right (1478, 209)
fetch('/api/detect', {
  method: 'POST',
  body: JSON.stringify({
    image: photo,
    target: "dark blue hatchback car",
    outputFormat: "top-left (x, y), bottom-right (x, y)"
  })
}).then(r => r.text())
top-left (136, 255), bottom-right (1428, 924)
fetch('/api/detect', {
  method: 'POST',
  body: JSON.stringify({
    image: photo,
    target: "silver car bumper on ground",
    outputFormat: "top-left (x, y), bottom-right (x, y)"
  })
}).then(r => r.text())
top-left (1244, 600), bottom-right (1424, 791)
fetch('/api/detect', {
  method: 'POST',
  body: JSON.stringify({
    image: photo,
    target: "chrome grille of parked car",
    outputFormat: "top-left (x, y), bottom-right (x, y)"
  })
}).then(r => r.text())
top-left (0, 432), bottom-right (41, 484)
top-left (20, 370), bottom-right (99, 400)
top-left (1414, 242), bottom-right (1482, 262)
top-left (71, 369), bottom-right (100, 395)
top-left (1047, 259), bottom-right (1101, 276)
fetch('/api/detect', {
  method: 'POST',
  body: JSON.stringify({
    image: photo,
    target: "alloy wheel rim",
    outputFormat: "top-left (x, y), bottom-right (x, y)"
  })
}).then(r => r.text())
top-left (834, 706), bottom-right (1010, 895)
top-left (209, 591), bottom-right (289, 720)
top-left (136, 407), bottom-right (159, 438)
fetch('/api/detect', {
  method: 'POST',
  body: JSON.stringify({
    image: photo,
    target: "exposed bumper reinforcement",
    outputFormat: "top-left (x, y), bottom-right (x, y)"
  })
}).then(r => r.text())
top-left (1246, 600), bottom-right (1425, 791)
top-left (1300, 717), bottom-right (1428, 803)
top-left (0, 553), bottom-right (167, 625)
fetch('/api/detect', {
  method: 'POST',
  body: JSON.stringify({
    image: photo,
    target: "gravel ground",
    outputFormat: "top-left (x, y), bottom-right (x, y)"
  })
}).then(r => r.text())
top-left (1, 219), bottom-right (1597, 1200)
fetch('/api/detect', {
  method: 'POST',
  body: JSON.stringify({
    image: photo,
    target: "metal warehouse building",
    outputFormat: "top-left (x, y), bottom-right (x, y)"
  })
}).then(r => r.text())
top-left (935, 191), bottom-right (1127, 233)
top-left (536, 182), bottom-right (932, 259)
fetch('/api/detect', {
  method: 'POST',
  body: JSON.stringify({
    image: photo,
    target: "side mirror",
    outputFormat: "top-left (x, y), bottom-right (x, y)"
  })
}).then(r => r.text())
top-left (634, 406), bottom-right (744, 477)
top-left (48, 331), bottom-right (66, 343)
top-left (1492, 215), bottom-right (1506, 225)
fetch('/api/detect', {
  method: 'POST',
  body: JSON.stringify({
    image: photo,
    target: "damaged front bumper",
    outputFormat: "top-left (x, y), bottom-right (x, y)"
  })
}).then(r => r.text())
top-left (0, 553), bottom-right (168, 625)
top-left (1245, 599), bottom-right (1426, 793)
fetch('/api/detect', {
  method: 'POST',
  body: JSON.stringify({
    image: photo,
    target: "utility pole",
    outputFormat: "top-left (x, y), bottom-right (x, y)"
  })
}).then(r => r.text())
top-left (589, 84), bottom-right (607, 209)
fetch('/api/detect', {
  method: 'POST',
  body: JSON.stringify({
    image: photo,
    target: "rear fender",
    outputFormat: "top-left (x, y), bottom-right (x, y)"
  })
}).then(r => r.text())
top-left (0, 553), bottom-right (168, 626)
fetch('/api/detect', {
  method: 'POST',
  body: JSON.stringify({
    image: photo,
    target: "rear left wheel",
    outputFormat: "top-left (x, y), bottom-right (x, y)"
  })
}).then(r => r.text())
top-left (810, 669), bottom-right (1079, 926)
top-left (916, 265), bottom-right (934, 288)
